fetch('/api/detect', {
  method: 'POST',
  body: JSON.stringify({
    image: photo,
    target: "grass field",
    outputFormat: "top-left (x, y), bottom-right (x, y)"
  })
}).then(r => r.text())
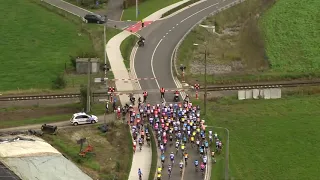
top-left (0, 0), bottom-right (93, 91)
top-left (121, 0), bottom-right (180, 20)
top-left (261, 0), bottom-right (320, 73)
top-left (196, 95), bottom-right (320, 179)
top-left (177, 0), bottom-right (320, 84)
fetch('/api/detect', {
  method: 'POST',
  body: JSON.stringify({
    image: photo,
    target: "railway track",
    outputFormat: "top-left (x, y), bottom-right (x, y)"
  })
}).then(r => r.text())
top-left (1, 81), bottom-right (319, 101)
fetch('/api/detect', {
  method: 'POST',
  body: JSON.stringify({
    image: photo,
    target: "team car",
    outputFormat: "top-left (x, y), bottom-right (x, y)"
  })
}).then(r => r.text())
top-left (70, 112), bottom-right (98, 126)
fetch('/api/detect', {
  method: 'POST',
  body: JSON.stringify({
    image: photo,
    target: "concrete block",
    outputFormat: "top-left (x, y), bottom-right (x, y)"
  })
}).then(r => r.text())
top-left (238, 90), bottom-right (245, 100)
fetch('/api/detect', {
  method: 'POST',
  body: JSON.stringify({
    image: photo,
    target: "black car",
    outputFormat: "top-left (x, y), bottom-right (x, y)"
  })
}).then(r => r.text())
top-left (83, 14), bottom-right (106, 24)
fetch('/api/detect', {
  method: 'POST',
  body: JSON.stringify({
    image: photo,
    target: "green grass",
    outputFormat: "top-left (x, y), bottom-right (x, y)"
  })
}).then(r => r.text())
top-left (120, 35), bottom-right (138, 68)
top-left (0, 0), bottom-right (121, 93)
top-left (0, 103), bottom-right (106, 129)
top-left (195, 95), bottom-right (320, 180)
top-left (261, 0), bottom-right (320, 73)
top-left (122, 0), bottom-right (180, 20)
top-left (125, 125), bottom-right (134, 180)
top-left (176, 0), bottom-right (320, 84)
top-left (0, 0), bottom-right (92, 91)
top-left (148, 124), bottom-right (158, 180)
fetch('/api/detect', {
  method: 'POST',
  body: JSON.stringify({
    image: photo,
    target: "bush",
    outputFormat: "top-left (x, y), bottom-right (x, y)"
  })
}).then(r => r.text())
top-left (69, 55), bottom-right (77, 69)
top-left (51, 74), bottom-right (67, 89)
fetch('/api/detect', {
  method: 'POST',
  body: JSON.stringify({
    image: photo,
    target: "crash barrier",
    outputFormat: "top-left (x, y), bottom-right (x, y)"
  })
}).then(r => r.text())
top-left (41, 124), bottom-right (57, 134)
top-left (238, 88), bottom-right (281, 100)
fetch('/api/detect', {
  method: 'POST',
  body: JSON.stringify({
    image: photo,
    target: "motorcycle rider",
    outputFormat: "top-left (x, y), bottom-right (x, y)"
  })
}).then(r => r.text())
top-left (129, 93), bottom-right (135, 105)
top-left (174, 90), bottom-right (179, 102)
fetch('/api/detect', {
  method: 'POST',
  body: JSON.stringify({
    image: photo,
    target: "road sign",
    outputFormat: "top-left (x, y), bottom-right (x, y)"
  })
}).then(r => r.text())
top-left (99, 99), bottom-right (109, 102)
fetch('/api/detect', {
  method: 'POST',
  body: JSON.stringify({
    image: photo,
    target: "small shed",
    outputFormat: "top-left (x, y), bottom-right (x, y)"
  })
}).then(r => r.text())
top-left (76, 58), bottom-right (100, 74)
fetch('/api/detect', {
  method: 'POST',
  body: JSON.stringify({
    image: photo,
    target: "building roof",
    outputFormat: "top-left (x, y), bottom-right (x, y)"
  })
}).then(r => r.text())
top-left (0, 161), bottom-right (21, 180)
top-left (0, 135), bottom-right (92, 180)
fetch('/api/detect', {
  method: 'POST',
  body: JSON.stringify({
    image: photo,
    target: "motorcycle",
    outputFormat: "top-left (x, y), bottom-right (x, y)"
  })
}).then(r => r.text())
top-left (138, 39), bottom-right (145, 47)
top-left (173, 95), bottom-right (179, 102)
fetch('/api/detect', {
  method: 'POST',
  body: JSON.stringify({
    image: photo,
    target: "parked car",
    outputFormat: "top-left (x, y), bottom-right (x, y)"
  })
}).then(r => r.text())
top-left (82, 14), bottom-right (106, 24)
top-left (70, 112), bottom-right (98, 126)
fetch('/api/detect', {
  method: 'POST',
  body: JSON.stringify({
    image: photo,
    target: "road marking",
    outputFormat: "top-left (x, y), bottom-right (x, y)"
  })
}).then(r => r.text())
top-left (169, 29), bottom-right (171, 32)
top-left (180, 3), bottom-right (219, 23)
top-left (151, 39), bottom-right (163, 89)
top-left (172, 26), bottom-right (175, 28)
top-left (166, 32), bottom-right (168, 35)
top-left (163, 35), bottom-right (166, 38)
top-left (176, 23), bottom-right (179, 26)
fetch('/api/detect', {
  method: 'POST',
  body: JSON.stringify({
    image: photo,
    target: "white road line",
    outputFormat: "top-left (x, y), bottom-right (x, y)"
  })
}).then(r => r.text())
top-left (163, 36), bottom-right (166, 38)
top-left (176, 24), bottom-right (179, 26)
top-left (166, 32), bottom-right (168, 35)
top-left (180, 2), bottom-right (219, 23)
top-left (169, 29), bottom-right (171, 32)
top-left (151, 39), bottom-right (163, 89)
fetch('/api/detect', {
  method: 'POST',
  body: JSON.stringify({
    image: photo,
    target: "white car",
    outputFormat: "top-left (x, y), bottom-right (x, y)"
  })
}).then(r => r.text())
top-left (70, 112), bottom-right (98, 126)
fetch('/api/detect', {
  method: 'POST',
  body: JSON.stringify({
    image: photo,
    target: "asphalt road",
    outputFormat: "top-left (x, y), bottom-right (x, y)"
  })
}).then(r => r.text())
top-left (43, 0), bottom-right (135, 29)
top-left (134, 0), bottom-right (239, 179)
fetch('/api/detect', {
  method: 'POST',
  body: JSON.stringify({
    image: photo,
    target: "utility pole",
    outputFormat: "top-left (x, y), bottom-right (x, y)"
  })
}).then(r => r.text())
top-left (136, 0), bottom-right (138, 20)
top-left (103, 24), bottom-right (108, 90)
top-left (87, 58), bottom-right (91, 113)
top-left (204, 46), bottom-right (207, 116)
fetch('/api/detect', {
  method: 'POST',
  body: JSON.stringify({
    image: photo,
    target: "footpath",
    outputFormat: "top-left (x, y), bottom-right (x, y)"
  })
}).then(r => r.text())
top-left (106, 1), bottom-right (194, 180)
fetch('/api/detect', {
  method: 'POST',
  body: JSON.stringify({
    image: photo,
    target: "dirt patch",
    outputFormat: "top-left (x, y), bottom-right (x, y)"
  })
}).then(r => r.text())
top-left (0, 105), bottom-right (79, 121)
top-left (42, 122), bottom-right (131, 180)
top-left (177, 0), bottom-right (276, 81)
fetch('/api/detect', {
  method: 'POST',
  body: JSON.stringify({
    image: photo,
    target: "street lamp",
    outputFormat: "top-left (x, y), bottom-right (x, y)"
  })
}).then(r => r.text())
top-left (193, 43), bottom-right (208, 116)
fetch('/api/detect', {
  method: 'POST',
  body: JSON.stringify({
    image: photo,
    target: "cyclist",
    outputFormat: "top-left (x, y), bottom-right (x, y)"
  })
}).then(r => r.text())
top-left (200, 162), bottom-right (205, 175)
top-left (161, 154), bottom-right (165, 166)
top-left (157, 166), bottom-right (162, 174)
top-left (138, 138), bottom-right (143, 151)
top-left (138, 168), bottom-right (143, 179)
top-left (168, 164), bottom-right (172, 177)
top-left (146, 134), bottom-right (151, 146)
top-left (183, 136), bottom-right (187, 144)
top-left (204, 140), bottom-right (209, 149)
top-left (194, 160), bottom-right (199, 171)
top-left (203, 155), bottom-right (207, 166)
top-left (179, 160), bottom-right (184, 174)
top-left (190, 135), bottom-right (195, 146)
top-left (157, 173), bottom-right (162, 180)
top-left (170, 152), bottom-right (175, 164)
top-left (183, 152), bottom-right (188, 165)
top-left (181, 143), bottom-right (185, 155)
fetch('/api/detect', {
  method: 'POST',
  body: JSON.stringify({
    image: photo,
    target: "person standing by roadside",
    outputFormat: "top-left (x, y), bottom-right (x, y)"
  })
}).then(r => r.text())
top-left (160, 87), bottom-right (165, 99)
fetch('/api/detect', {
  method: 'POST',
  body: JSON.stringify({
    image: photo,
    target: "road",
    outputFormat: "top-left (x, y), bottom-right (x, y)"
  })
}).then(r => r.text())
top-left (43, 0), bottom-right (136, 29)
top-left (0, 114), bottom-right (116, 132)
top-left (134, 0), bottom-right (240, 179)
